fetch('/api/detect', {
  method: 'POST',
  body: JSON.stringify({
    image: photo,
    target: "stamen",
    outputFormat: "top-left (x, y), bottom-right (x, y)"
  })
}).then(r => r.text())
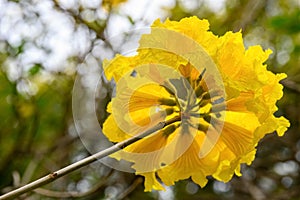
top-left (188, 112), bottom-right (204, 118)
top-left (196, 68), bottom-right (206, 84)
top-left (162, 124), bottom-right (179, 136)
top-left (194, 68), bottom-right (207, 97)
top-left (165, 107), bottom-right (175, 115)
top-left (190, 100), bottom-right (201, 110)
top-left (203, 115), bottom-right (212, 123)
top-left (213, 97), bottom-right (225, 105)
top-left (181, 112), bottom-right (191, 119)
top-left (202, 92), bottom-right (211, 100)
top-left (197, 123), bottom-right (209, 132)
top-left (187, 121), bottom-right (208, 132)
top-left (215, 113), bottom-right (222, 118)
top-left (202, 90), bottom-right (220, 100)
top-left (159, 98), bottom-right (177, 106)
top-left (195, 85), bottom-right (205, 97)
top-left (211, 103), bottom-right (226, 113)
top-left (199, 99), bottom-right (211, 107)
top-left (160, 83), bottom-right (175, 96)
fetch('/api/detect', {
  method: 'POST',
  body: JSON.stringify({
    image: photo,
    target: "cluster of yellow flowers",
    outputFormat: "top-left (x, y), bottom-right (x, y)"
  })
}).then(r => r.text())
top-left (102, 17), bottom-right (290, 191)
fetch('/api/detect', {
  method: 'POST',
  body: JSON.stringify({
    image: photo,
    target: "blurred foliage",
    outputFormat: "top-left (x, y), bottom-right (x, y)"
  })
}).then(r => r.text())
top-left (0, 0), bottom-right (299, 199)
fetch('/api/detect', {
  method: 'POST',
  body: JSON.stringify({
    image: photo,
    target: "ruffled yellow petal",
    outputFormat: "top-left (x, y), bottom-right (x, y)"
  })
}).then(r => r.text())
top-left (191, 173), bottom-right (209, 188)
top-left (244, 73), bottom-right (287, 124)
top-left (275, 116), bottom-right (290, 136)
top-left (213, 158), bottom-right (237, 182)
top-left (151, 17), bottom-right (218, 55)
top-left (140, 172), bottom-right (165, 192)
top-left (219, 121), bottom-right (253, 156)
top-left (216, 31), bottom-right (245, 80)
top-left (260, 73), bottom-right (287, 112)
top-left (156, 131), bottom-right (223, 188)
top-left (128, 84), bottom-right (172, 112)
top-left (254, 115), bottom-right (290, 141)
top-left (111, 76), bottom-right (173, 132)
top-left (240, 149), bottom-right (257, 165)
top-left (103, 54), bottom-right (136, 81)
top-left (226, 91), bottom-right (254, 112)
top-left (102, 115), bottom-right (132, 143)
top-left (115, 130), bottom-right (169, 172)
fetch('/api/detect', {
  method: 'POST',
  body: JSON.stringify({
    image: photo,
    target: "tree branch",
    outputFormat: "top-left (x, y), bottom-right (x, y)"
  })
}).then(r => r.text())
top-left (0, 116), bottom-right (181, 200)
top-left (33, 169), bottom-right (113, 198)
top-left (281, 79), bottom-right (300, 94)
top-left (116, 177), bottom-right (143, 200)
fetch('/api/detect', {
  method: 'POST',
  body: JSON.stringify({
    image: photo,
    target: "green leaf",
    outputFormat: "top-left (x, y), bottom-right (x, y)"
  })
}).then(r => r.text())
top-left (269, 10), bottom-right (300, 33)
top-left (29, 64), bottom-right (42, 76)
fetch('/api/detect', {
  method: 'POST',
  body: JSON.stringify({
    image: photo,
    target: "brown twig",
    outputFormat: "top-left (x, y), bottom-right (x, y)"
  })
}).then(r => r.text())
top-left (33, 169), bottom-right (113, 198)
top-left (116, 177), bottom-right (143, 200)
top-left (281, 79), bottom-right (300, 94)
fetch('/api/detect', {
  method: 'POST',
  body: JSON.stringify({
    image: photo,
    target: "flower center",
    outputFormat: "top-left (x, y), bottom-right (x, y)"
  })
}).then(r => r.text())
top-left (159, 68), bottom-right (226, 135)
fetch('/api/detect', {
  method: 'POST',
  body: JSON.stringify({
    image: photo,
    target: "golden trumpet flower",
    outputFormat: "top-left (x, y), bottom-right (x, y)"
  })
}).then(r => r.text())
top-left (102, 16), bottom-right (290, 191)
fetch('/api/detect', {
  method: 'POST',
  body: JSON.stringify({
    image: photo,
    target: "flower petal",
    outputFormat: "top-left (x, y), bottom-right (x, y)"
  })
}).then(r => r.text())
top-left (102, 115), bottom-right (132, 143)
top-left (139, 172), bottom-right (165, 191)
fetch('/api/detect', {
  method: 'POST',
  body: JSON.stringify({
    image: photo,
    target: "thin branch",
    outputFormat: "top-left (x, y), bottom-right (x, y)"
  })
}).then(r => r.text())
top-left (33, 169), bottom-right (113, 198)
top-left (52, 0), bottom-right (113, 47)
top-left (0, 116), bottom-right (181, 200)
top-left (233, 0), bottom-right (266, 31)
top-left (281, 79), bottom-right (300, 94)
top-left (116, 177), bottom-right (143, 200)
top-left (244, 180), bottom-right (266, 200)
top-left (21, 161), bottom-right (38, 185)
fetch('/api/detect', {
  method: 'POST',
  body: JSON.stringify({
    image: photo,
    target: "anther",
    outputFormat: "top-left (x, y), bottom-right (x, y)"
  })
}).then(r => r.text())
top-left (159, 98), bottom-right (177, 106)
top-left (165, 108), bottom-right (175, 115)
top-left (196, 68), bottom-right (206, 84)
top-left (162, 124), bottom-right (178, 136)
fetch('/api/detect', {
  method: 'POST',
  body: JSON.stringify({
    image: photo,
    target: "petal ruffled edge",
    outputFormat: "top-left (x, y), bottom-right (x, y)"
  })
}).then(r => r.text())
top-left (139, 172), bottom-right (165, 192)
top-left (102, 114), bottom-right (132, 143)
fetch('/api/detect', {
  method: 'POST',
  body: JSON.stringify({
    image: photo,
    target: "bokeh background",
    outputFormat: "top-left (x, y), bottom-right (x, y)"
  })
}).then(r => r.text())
top-left (0, 0), bottom-right (299, 199)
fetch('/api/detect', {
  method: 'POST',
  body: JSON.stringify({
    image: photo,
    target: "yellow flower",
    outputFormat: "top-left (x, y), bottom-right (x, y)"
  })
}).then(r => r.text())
top-left (102, 16), bottom-right (290, 191)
